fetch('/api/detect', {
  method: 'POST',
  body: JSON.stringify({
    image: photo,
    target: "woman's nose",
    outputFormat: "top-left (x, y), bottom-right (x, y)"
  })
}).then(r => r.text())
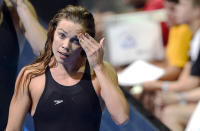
top-left (62, 39), bottom-right (71, 50)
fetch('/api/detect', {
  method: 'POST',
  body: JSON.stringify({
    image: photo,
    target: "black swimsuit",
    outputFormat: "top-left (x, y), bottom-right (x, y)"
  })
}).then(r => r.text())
top-left (33, 60), bottom-right (102, 131)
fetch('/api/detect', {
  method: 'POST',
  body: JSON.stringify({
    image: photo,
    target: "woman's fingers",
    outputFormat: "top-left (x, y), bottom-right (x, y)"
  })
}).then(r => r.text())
top-left (99, 37), bottom-right (105, 47)
top-left (78, 34), bottom-right (90, 52)
top-left (78, 33), bottom-right (104, 68)
top-left (78, 33), bottom-right (103, 55)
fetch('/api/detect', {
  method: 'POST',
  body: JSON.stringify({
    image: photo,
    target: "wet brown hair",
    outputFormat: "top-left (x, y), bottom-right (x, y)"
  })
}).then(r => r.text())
top-left (15, 5), bottom-right (95, 94)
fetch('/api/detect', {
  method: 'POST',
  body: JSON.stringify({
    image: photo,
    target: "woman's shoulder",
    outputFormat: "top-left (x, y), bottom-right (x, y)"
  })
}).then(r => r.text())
top-left (17, 63), bottom-right (46, 85)
top-left (21, 63), bottom-right (46, 91)
top-left (29, 72), bottom-right (45, 94)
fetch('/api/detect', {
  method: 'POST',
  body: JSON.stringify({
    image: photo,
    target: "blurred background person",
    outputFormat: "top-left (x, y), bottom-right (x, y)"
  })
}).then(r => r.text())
top-left (0, 0), bottom-right (48, 129)
top-left (155, 88), bottom-right (200, 131)
top-left (149, 0), bottom-right (192, 81)
top-left (141, 0), bottom-right (192, 113)
top-left (142, 0), bottom-right (200, 130)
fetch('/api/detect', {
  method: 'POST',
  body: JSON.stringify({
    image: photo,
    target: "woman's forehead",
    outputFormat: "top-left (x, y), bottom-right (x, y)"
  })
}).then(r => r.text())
top-left (56, 19), bottom-right (84, 34)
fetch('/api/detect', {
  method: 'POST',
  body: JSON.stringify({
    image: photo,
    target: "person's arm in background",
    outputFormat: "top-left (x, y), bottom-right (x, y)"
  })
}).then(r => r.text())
top-left (159, 65), bottom-right (182, 81)
top-left (9, 0), bottom-right (47, 56)
top-left (155, 87), bottom-right (200, 106)
top-left (168, 62), bottom-right (200, 91)
top-left (143, 62), bottom-right (200, 92)
top-left (183, 87), bottom-right (200, 102)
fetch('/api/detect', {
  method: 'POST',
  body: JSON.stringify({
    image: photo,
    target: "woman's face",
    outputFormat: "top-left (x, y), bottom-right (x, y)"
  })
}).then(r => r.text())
top-left (52, 19), bottom-right (84, 64)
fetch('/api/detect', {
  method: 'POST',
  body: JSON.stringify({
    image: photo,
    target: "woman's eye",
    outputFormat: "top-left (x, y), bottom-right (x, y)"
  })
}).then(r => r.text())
top-left (70, 37), bottom-right (80, 45)
top-left (58, 33), bottom-right (66, 39)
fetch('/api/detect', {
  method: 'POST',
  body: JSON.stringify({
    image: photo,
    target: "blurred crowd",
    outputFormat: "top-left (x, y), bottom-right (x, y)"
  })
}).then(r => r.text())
top-left (84, 0), bottom-right (200, 130)
top-left (121, 0), bottom-right (200, 131)
top-left (85, 0), bottom-right (200, 130)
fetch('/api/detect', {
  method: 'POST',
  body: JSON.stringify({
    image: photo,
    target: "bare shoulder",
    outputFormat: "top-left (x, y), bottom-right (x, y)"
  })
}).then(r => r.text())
top-left (17, 63), bottom-right (45, 91)
top-left (16, 66), bottom-right (33, 86)
top-left (13, 65), bottom-right (39, 98)
top-left (26, 64), bottom-right (46, 93)
top-left (29, 72), bottom-right (45, 91)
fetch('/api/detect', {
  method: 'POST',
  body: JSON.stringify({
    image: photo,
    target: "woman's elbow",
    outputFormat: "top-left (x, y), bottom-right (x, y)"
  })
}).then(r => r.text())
top-left (114, 111), bottom-right (130, 125)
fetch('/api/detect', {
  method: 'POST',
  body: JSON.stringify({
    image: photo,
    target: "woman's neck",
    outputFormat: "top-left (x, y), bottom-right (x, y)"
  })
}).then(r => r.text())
top-left (55, 56), bottom-right (86, 77)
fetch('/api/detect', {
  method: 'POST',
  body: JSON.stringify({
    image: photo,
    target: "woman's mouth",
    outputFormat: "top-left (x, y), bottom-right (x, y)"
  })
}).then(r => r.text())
top-left (58, 51), bottom-right (70, 59)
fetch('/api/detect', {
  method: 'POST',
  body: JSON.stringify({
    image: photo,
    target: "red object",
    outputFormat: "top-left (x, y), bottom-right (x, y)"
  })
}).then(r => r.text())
top-left (160, 22), bottom-right (169, 47)
top-left (143, 0), bottom-right (169, 46)
top-left (143, 0), bottom-right (164, 11)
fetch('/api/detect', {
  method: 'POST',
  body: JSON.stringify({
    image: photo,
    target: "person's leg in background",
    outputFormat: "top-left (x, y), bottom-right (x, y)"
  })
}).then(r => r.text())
top-left (161, 104), bottom-right (196, 131)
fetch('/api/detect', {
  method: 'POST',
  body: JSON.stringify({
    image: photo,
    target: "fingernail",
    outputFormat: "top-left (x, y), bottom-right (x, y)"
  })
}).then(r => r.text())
top-left (85, 33), bottom-right (89, 38)
top-left (85, 33), bottom-right (88, 36)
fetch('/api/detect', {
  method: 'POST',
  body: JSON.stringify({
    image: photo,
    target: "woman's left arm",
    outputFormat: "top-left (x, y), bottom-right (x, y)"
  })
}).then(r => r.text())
top-left (78, 33), bottom-right (129, 125)
top-left (95, 61), bottom-right (130, 125)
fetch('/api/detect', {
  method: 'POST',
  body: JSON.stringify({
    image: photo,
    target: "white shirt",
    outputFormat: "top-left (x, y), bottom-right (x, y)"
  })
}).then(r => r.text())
top-left (189, 28), bottom-right (200, 62)
top-left (185, 101), bottom-right (200, 131)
